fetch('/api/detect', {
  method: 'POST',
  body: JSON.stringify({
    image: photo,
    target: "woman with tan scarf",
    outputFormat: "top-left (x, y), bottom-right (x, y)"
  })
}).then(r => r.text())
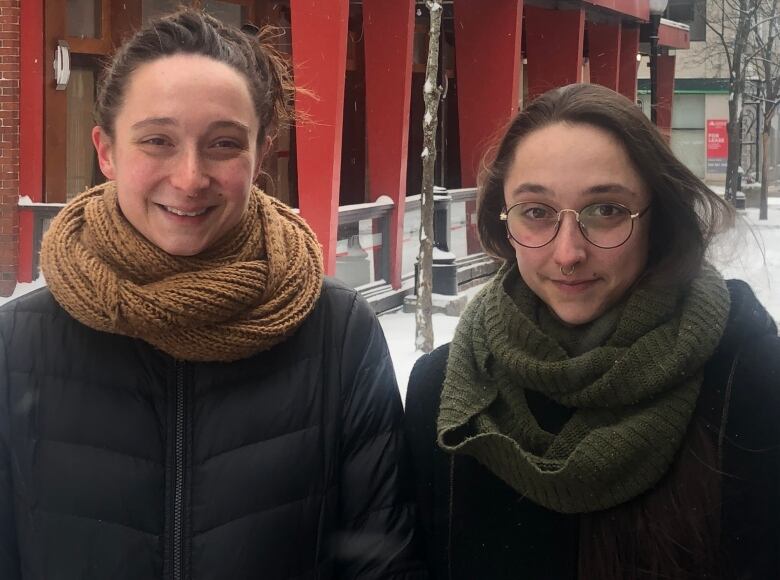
top-left (0, 9), bottom-right (423, 580)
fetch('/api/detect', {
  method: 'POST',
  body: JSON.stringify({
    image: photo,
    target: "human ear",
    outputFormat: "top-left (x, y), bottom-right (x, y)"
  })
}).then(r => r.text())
top-left (254, 135), bottom-right (273, 181)
top-left (92, 126), bottom-right (117, 180)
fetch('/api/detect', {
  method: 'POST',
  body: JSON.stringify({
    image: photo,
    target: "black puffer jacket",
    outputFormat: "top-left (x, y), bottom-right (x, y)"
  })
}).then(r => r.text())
top-left (0, 279), bottom-right (425, 580)
top-left (406, 279), bottom-right (780, 579)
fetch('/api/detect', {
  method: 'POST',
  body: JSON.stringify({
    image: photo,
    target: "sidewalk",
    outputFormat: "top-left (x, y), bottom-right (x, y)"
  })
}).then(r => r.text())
top-left (709, 181), bottom-right (780, 208)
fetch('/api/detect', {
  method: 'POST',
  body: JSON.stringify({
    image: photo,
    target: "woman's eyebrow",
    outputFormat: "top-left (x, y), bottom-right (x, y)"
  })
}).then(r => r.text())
top-left (509, 183), bottom-right (639, 197)
top-left (208, 120), bottom-right (251, 133)
top-left (129, 118), bottom-right (251, 134)
top-left (584, 184), bottom-right (639, 197)
top-left (508, 183), bottom-right (551, 197)
top-left (130, 117), bottom-right (177, 130)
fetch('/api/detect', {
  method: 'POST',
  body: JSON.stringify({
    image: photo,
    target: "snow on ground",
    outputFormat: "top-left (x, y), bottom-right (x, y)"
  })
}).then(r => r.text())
top-left (380, 284), bottom-right (486, 401)
top-left (0, 278), bottom-right (46, 307)
top-left (708, 201), bottom-right (780, 322)
top-left (382, 199), bottom-right (780, 402)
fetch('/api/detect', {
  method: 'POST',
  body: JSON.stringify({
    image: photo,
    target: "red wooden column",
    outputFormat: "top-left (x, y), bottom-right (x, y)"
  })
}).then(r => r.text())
top-left (290, 0), bottom-right (349, 276)
top-left (454, 0), bottom-right (522, 254)
top-left (454, 0), bottom-right (523, 187)
top-left (18, 0), bottom-right (44, 285)
top-left (656, 53), bottom-right (676, 140)
top-left (618, 24), bottom-right (640, 102)
top-left (524, 7), bottom-right (584, 102)
top-left (363, 0), bottom-right (414, 289)
top-left (588, 22), bottom-right (621, 91)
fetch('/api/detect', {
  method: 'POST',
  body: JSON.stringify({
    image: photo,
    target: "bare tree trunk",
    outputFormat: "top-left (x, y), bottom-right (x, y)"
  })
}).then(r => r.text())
top-left (757, 0), bottom-right (778, 221)
top-left (726, 97), bottom-right (743, 202)
top-left (415, 0), bottom-right (442, 353)
top-left (723, 0), bottom-right (754, 202)
top-left (761, 119), bottom-right (770, 220)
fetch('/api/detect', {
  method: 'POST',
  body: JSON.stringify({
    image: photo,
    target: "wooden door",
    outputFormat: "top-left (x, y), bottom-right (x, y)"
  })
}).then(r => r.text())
top-left (44, 0), bottom-right (113, 203)
top-left (43, 0), bottom-right (259, 203)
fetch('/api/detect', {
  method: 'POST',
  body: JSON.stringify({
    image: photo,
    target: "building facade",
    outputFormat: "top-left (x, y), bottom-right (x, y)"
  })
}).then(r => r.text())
top-left (638, 0), bottom-right (780, 186)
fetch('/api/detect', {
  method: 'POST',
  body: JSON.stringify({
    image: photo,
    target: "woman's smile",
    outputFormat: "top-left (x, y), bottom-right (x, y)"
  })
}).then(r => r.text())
top-left (159, 204), bottom-right (212, 218)
top-left (549, 277), bottom-right (599, 295)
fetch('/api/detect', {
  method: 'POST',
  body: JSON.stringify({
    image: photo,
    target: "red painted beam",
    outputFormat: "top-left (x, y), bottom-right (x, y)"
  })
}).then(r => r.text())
top-left (659, 21), bottom-right (690, 49)
top-left (363, 0), bottom-right (414, 289)
top-left (290, 0), bottom-right (349, 276)
top-left (525, 7), bottom-right (585, 102)
top-left (656, 53), bottom-right (676, 140)
top-left (19, 0), bottom-right (44, 283)
top-left (455, 0), bottom-right (522, 255)
top-left (583, 0), bottom-right (648, 21)
top-left (454, 0), bottom-right (523, 188)
top-left (618, 25), bottom-right (640, 103)
top-left (589, 23), bottom-right (621, 91)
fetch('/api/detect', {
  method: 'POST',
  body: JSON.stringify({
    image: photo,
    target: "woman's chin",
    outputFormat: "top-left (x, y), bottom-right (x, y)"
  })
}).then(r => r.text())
top-left (547, 303), bottom-right (602, 327)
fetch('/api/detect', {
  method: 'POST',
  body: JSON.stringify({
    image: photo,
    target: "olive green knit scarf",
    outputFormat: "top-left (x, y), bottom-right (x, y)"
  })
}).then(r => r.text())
top-left (437, 263), bottom-right (730, 514)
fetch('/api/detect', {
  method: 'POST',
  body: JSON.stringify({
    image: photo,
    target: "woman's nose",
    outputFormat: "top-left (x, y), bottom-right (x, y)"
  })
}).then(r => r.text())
top-left (552, 212), bottom-right (587, 268)
top-left (169, 149), bottom-right (210, 194)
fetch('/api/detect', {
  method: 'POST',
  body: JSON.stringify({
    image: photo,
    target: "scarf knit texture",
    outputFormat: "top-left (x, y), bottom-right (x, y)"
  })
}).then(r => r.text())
top-left (40, 181), bottom-right (323, 362)
top-left (437, 262), bottom-right (730, 514)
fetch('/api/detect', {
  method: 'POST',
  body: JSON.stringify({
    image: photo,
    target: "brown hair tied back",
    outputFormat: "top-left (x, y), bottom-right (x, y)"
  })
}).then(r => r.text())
top-left (95, 8), bottom-right (295, 145)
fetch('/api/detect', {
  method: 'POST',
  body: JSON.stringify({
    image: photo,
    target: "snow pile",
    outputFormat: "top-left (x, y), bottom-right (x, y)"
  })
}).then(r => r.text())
top-left (380, 285), bottom-right (485, 401)
top-left (0, 278), bottom-right (46, 307)
top-left (709, 202), bottom-right (780, 322)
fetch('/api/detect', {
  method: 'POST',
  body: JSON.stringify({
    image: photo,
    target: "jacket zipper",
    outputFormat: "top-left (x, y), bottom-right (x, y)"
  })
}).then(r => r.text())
top-left (173, 361), bottom-right (186, 580)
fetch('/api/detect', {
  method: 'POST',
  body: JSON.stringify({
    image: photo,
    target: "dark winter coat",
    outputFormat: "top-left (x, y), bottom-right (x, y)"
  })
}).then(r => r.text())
top-left (405, 280), bottom-right (780, 579)
top-left (0, 278), bottom-right (426, 580)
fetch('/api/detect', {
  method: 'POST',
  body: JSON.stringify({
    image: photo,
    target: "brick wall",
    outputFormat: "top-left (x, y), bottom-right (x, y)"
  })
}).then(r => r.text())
top-left (0, 0), bottom-right (18, 296)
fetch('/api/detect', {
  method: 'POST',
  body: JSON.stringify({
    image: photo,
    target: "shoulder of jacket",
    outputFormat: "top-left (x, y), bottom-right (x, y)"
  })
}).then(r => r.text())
top-left (0, 287), bottom-right (61, 324)
top-left (723, 279), bottom-right (777, 343)
top-left (292, 277), bottom-right (378, 355)
top-left (315, 277), bottom-right (361, 315)
top-left (732, 332), bottom-right (780, 403)
top-left (705, 326), bottom-right (780, 449)
top-left (406, 343), bottom-right (451, 409)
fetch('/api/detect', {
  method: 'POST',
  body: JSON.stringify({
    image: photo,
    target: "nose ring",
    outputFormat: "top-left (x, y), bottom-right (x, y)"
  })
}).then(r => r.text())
top-left (560, 264), bottom-right (576, 276)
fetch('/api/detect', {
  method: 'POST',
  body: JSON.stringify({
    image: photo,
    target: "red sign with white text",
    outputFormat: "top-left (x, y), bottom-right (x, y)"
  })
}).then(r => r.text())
top-left (707, 120), bottom-right (728, 157)
top-left (706, 120), bottom-right (728, 173)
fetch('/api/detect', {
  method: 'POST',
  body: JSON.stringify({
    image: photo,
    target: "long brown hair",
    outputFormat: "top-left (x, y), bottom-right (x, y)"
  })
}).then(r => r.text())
top-left (578, 416), bottom-right (724, 579)
top-left (476, 83), bottom-right (733, 287)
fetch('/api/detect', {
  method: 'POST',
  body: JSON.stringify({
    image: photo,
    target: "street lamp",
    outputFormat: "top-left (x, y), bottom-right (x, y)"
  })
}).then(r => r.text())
top-left (649, 0), bottom-right (669, 125)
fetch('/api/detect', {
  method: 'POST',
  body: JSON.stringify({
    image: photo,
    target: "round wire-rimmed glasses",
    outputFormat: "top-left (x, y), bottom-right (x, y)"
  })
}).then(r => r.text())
top-left (499, 202), bottom-right (651, 249)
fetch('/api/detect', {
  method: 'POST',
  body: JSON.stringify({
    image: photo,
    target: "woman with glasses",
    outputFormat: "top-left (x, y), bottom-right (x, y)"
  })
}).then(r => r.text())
top-left (405, 83), bottom-right (780, 579)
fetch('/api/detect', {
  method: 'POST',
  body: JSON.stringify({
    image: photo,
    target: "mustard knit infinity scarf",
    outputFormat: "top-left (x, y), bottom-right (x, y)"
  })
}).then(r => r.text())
top-left (41, 182), bottom-right (323, 362)
top-left (438, 263), bottom-right (730, 514)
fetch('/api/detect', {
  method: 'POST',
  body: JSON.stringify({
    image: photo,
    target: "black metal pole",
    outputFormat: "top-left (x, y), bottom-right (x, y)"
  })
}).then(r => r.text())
top-left (650, 14), bottom-right (661, 126)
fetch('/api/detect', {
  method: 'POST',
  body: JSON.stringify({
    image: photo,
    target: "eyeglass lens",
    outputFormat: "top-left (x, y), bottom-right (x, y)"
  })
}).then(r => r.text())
top-left (504, 202), bottom-right (635, 249)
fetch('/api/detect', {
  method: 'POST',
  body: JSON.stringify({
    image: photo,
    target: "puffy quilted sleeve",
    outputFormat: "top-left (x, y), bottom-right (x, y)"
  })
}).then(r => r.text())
top-left (0, 314), bottom-right (21, 578)
top-left (335, 293), bottom-right (427, 579)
